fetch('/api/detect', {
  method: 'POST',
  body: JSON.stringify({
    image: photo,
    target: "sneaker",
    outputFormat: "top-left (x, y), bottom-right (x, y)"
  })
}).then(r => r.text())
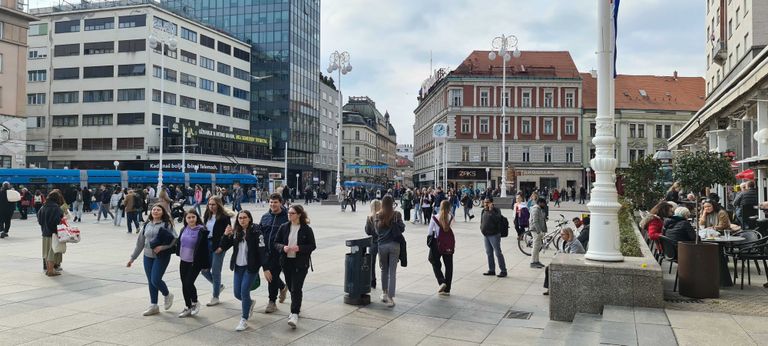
top-left (438, 283), bottom-right (447, 293)
top-left (438, 291), bottom-right (451, 296)
top-left (469, 215), bottom-right (475, 220)
top-left (0, 232), bottom-right (7, 238)
top-left (287, 313), bottom-right (298, 329)
top-left (163, 293), bottom-right (174, 310)
top-left (543, 291), bottom-right (550, 296)
top-left (142, 305), bottom-right (160, 316)
top-left (279, 286), bottom-right (288, 303)
top-left (482, 271), bottom-right (496, 276)
top-left (235, 318), bottom-right (248, 331)
top-left (55, 267), bottom-right (63, 273)
top-left (265, 301), bottom-right (277, 313)
top-left (190, 302), bottom-right (200, 316)
top-left (220, 284), bottom-right (225, 291)
top-left (206, 297), bottom-right (220, 306)
top-left (497, 272), bottom-right (508, 278)
top-left (248, 301), bottom-right (255, 320)
top-left (386, 296), bottom-right (395, 308)
top-left (531, 262), bottom-right (545, 269)
top-left (380, 293), bottom-right (387, 303)
top-left (178, 308), bottom-right (192, 318)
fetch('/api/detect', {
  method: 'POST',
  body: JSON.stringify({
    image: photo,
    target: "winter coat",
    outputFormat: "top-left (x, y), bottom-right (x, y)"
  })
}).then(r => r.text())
top-left (220, 224), bottom-right (269, 273)
top-left (663, 216), bottom-right (696, 243)
top-left (274, 223), bottom-right (316, 269)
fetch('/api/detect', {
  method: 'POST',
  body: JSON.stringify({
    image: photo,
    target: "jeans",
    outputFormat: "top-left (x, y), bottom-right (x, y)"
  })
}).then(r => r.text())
top-left (267, 262), bottom-right (286, 302)
top-left (483, 234), bottom-right (507, 273)
top-left (142, 254), bottom-right (171, 305)
top-left (72, 201), bottom-right (83, 220)
top-left (193, 202), bottom-right (202, 215)
top-left (422, 207), bottom-right (433, 224)
top-left (463, 207), bottom-right (473, 221)
top-left (369, 246), bottom-right (378, 287)
top-left (283, 258), bottom-right (309, 314)
top-left (126, 211), bottom-right (140, 233)
top-left (414, 205), bottom-right (421, 223)
top-left (179, 260), bottom-right (201, 308)
top-left (98, 203), bottom-right (113, 221)
top-left (378, 241), bottom-right (400, 298)
top-left (233, 266), bottom-right (255, 319)
top-left (532, 231), bottom-right (544, 263)
top-left (113, 206), bottom-right (123, 226)
top-left (201, 241), bottom-right (227, 298)
top-left (0, 213), bottom-right (11, 234)
top-left (429, 245), bottom-right (453, 292)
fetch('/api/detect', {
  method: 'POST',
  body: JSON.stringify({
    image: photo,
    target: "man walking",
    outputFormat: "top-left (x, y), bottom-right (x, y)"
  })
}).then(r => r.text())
top-left (529, 197), bottom-right (547, 268)
top-left (480, 197), bottom-right (507, 277)
top-left (0, 182), bottom-right (14, 238)
top-left (579, 186), bottom-right (586, 204)
top-left (260, 193), bottom-right (289, 313)
top-left (123, 189), bottom-right (140, 234)
top-left (96, 185), bottom-right (114, 223)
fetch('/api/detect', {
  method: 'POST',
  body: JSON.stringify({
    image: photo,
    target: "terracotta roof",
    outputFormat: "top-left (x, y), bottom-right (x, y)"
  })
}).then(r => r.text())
top-left (452, 51), bottom-right (581, 79)
top-left (580, 73), bottom-right (705, 111)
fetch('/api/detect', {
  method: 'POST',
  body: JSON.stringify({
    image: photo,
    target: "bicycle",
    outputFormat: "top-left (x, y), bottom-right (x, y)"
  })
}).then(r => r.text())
top-left (518, 214), bottom-right (569, 256)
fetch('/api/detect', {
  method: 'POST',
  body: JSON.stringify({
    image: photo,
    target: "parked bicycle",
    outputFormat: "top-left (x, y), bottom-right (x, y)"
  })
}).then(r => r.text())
top-left (518, 214), bottom-right (569, 256)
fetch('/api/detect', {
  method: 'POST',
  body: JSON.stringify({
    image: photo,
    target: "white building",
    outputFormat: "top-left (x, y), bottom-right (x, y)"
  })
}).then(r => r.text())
top-left (25, 0), bottom-right (281, 176)
top-left (396, 144), bottom-right (413, 161)
top-left (315, 76), bottom-right (340, 192)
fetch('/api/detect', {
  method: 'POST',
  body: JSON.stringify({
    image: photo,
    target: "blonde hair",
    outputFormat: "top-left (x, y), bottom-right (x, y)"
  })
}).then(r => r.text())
top-left (438, 200), bottom-right (452, 232)
top-left (370, 199), bottom-right (382, 218)
top-left (674, 206), bottom-right (691, 218)
top-left (560, 227), bottom-right (575, 240)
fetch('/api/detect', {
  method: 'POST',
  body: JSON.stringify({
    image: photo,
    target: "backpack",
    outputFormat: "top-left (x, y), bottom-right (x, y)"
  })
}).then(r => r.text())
top-left (433, 216), bottom-right (455, 255)
top-left (500, 215), bottom-right (510, 238)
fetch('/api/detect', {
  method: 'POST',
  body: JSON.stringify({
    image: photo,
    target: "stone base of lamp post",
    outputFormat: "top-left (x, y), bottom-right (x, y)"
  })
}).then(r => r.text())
top-left (493, 197), bottom-right (514, 209)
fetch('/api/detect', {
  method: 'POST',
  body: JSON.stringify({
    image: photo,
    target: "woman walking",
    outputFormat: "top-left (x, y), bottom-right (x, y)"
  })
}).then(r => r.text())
top-left (201, 196), bottom-right (234, 306)
top-left (176, 209), bottom-right (211, 318)
top-left (513, 195), bottom-right (529, 240)
top-left (412, 190), bottom-right (422, 224)
top-left (421, 189), bottom-right (434, 225)
top-left (461, 192), bottom-right (474, 222)
top-left (428, 200), bottom-right (455, 296)
top-left (374, 196), bottom-right (405, 307)
top-left (193, 185), bottom-right (203, 215)
top-left (111, 187), bottom-right (124, 227)
top-left (365, 200), bottom-right (383, 289)
top-left (72, 187), bottom-right (84, 223)
top-left (219, 210), bottom-right (272, 331)
top-left (38, 190), bottom-right (65, 276)
top-left (274, 205), bottom-right (316, 328)
top-left (127, 204), bottom-right (177, 316)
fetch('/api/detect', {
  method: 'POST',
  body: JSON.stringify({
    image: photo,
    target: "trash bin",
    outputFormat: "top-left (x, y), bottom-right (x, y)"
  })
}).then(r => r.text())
top-left (344, 237), bottom-right (372, 305)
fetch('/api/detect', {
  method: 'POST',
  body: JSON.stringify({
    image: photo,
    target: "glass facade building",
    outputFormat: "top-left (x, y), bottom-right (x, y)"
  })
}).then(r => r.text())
top-left (163, 0), bottom-right (321, 172)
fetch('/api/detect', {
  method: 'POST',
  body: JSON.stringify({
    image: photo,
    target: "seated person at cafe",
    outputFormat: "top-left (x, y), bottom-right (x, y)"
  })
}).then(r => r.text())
top-left (699, 199), bottom-right (730, 231)
top-left (664, 207), bottom-right (696, 243)
top-left (542, 227), bottom-right (585, 295)
top-left (737, 181), bottom-right (758, 229)
top-left (573, 216), bottom-right (590, 250)
top-left (641, 201), bottom-right (674, 241)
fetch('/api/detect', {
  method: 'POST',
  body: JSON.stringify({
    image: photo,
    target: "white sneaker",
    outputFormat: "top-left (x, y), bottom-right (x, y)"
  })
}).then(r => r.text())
top-left (438, 283), bottom-right (447, 293)
top-left (380, 293), bottom-right (387, 303)
top-left (386, 296), bottom-right (395, 308)
top-left (287, 313), bottom-right (298, 329)
top-left (235, 318), bottom-right (248, 331)
top-left (206, 297), bottom-right (220, 306)
top-left (163, 293), bottom-right (174, 310)
top-left (190, 302), bottom-right (200, 316)
top-left (178, 308), bottom-right (192, 318)
top-left (142, 305), bottom-right (160, 316)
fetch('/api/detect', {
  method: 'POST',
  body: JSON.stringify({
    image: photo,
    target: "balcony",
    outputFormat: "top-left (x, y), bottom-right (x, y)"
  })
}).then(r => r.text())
top-left (712, 40), bottom-right (727, 66)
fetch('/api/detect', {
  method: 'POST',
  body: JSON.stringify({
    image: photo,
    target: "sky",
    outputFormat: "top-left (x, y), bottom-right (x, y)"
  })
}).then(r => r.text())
top-left (320, 0), bottom-right (705, 145)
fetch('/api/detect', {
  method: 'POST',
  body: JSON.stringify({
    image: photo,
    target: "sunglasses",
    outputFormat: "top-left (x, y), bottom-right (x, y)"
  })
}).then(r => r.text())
top-left (288, 211), bottom-right (297, 215)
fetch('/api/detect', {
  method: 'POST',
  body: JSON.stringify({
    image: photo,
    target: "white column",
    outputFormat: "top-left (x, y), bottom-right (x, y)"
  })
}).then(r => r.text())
top-left (586, 0), bottom-right (624, 262)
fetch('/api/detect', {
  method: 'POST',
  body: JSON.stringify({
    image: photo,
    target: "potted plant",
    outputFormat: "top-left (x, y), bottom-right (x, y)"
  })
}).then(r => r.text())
top-left (672, 151), bottom-right (736, 298)
top-left (620, 155), bottom-right (665, 212)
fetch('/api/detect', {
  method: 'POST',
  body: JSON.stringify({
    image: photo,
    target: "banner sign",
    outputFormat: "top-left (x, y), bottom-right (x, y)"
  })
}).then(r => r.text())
top-left (346, 164), bottom-right (389, 169)
top-left (196, 127), bottom-right (270, 146)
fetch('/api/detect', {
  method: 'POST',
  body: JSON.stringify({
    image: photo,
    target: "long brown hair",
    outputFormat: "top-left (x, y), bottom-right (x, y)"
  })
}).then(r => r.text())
top-left (233, 210), bottom-right (254, 240)
top-left (47, 189), bottom-right (65, 205)
top-left (148, 203), bottom-right (174, 227)
top-left (377, 195), bottom-right (396, 227)
top-left (438, 200), bottom-right (452, 232)
top-left (290, 205), bottom-right (310, 225)
top-left (204, 196), bottom-right (227, 221)
top-left (183, 209), bottom-right (204, 228)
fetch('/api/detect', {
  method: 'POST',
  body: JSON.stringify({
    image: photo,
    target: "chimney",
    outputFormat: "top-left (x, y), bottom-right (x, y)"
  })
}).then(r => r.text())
top-left (673, 70), bottom-right (678, 80)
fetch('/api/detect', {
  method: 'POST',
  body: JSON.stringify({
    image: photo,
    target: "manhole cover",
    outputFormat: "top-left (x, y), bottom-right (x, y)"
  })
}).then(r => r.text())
top-left (504, 310), bottom-right (532, 320)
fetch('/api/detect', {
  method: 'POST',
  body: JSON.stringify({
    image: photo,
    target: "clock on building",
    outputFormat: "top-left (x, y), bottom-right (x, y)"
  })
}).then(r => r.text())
top-left (432, 123), bottom-right (449, 138)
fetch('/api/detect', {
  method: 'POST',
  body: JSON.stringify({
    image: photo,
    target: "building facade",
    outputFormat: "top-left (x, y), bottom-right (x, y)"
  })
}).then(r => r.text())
top-left (163, 0), bottom-right (322, 190)
top-left (341, 96), bottom-right (397, 187)
top-left (396, 143), bottom-right (413, 161)
top-left (413, 51), bottom-right (583, 194)
top-left (0, 0), bottom-right (36, 168)
top-left (25, 1), bottom-right (281, 179)
top-left (315, 74), bottom-right (339, 193)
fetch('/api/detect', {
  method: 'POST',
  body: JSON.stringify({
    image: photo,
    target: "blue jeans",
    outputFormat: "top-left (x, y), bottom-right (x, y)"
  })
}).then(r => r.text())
top-left (201, 239), bottom-right (226, 298)
top-left (233, 266), bottom-right (255, 319)
top-left (483, 234), bottom-right (507, 273)
top-left (126, 211), bottom-right (139, 233)
top-left (142, 254), bottom-right (171, 305)
top-left (378, 241), bottom-right (400, 298)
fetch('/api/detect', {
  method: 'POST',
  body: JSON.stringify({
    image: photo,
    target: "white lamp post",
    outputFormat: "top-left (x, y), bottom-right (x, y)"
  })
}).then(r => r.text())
top-left (485, 167), bottom-right (490, 190)
top-left (585, 167), bottom-right (592, 200)
top-left (489, 34), bottom-right (521, 198)
top-left (327, 51), bottom-right (352, 198)
top-left (296, 173), bottom-right (300, 194)
top-left (113, 160), bottom-right (119, 171)
top-left (148, 32), bottom-right (178, 192)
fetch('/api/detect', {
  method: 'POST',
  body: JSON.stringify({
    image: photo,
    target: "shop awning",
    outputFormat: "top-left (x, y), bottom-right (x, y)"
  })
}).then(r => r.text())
top-left (736, 169), bottom-right (755, 180)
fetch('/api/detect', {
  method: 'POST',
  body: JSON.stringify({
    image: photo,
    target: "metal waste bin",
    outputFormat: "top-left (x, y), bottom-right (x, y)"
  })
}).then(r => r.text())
top-left (344, 237), bottom-right (372, 305)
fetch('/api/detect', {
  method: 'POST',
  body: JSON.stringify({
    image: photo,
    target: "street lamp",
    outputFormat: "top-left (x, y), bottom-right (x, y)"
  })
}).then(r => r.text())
top-left (113, 160), bottom-right (119, 171)
top-left (585, 167), bottom-right (592, 200)
top-left (327, 50), bottom-right (352, 198)
top-left (485, 167), bottom-right (490, 190)
top-left (296, 173), bottom-right (300, 194)
top-left (148, 32), bottom-right (178, 192)
top-left (489, 34), bottom-right (521, 198)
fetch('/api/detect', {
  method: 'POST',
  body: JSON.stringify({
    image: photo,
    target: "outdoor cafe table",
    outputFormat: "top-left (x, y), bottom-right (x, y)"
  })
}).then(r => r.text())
top-left (701, 236), bottom-right (746, 287)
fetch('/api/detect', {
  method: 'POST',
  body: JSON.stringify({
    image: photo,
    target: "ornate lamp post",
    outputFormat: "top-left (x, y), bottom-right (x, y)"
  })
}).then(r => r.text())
top-left (148, 31), bottom-right (178, 192)
top-left (327, 51), bottom-right (352, 198)
top-left (489, 34), bottom-right (521, 198)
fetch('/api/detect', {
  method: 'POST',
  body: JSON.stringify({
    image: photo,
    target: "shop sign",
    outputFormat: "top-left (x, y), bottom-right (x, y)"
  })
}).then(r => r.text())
top-left (447, 168), bottom-right (486, 180)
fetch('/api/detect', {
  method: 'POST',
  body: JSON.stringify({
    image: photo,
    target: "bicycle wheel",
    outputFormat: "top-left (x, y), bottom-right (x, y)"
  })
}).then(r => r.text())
top-left (553, 234), bottom-right (563, 251)
top-left (518, 231), bottom-right (533, 256)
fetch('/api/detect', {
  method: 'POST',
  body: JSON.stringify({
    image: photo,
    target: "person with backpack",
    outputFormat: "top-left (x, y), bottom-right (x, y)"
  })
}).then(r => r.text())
top-left (111, 188), bottom-right (124, 227)
top-left (529, 197), bottom-right (548, 269)
top-left (274, 204), bottom-right (316, 328)
top-left (513, 195), bottom-right (529, 240)
top-left (428, 200), bottom-right (455, 295)
top-left (480, 197), bottom-right (507, 277)
top-left (33, 190), bottom-right (45, 214)
top-left (420, 189), bottom-right (434, 225)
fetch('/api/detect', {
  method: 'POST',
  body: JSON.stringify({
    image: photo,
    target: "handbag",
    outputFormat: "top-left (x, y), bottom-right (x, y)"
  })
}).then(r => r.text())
top-left (6, 189), bottom-right (20, 202)
top-left (398, 235), bottom-right (408, 267)
top-left (250, 274), bottom-right (261, 291)
top-left (51, 234), bottom-right (67, 254)
top-left (56, 218), bottom-right (81, 243)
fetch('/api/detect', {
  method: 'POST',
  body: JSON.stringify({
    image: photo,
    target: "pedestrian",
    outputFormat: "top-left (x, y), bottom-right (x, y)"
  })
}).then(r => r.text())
top-left (365, 199), bottom-right (383, 289)
top-left (461, 192), bottom-right (474, 222)
top-left (33, 189), bottom-right (45, 214)
top-left (124, 189), bottom-right (141, 234)
top-left (579, 186), bottom-right (586, 204)
top-left (82, 187), bottom-right (92, 213)
top-left (219, 210), bottom-right (273, 331)
top-left (96, 186), bottom-right (114, 223)
top-left (260, 193), bottom-right (289, 314)
top-left (412, 190), bottom-right (422, 224)
top-left (38, 190), bottom-right (65, 276)
top-left (428, 200), bottom-right (455, 295)
top-left (19, 188), bottom-right (32, 220)
top-left (71, 187), bottom-right (84, 223)
top-left (176, 209), bottom-right (211, 318)
top-left (111, 187), bottom-right (124, 227)
top-left (373, 196), bottom-right (405, 307)
top-left (401, 189), bottom-right (412, 222)
top-left (157, 188), bottom-right (172, 214)
top-left (260, 189), bottom-right (269, 208)
top-left (200, 196), bottom-right (234, 307)
top-left (513, 195), bottom-right (529, 240)
top-left (0, 182), bottom-right (15, 237)
top-left (340, 187), bottom-right (347, 212)
top-left (553, 189), bottom-right (561, 207)
top-left (421, 189), bottom-right (434, 224)
top-left (480, 197), bottom-right (507, 277)
top-left (127, 204), bottom-right (177, 316)
top-left (529, 197), bottom-right (548, 269)
top-left (193, 185), bottom-right (203, 215)
top-left (346, 187), bottom-right (357, 212)
top-left (274, 204), bottom-right (316, 328)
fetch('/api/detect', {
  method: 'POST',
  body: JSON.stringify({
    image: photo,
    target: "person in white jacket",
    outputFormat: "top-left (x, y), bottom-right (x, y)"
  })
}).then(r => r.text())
top-left (111, 188), bottom-right (124, 227)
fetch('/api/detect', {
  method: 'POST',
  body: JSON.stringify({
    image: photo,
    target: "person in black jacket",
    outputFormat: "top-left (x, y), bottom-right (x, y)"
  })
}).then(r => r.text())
top-left (664, 207), bottom-right (696, 243)
top-left (176, 209), bottom-right (211, 318)
top-left (201, 196), bottom-right (233, 307)
top-left (274, 204), bottom-right (316, 329)
top-left (38, 190), bottom-right (64, 276)
top-left (260, 193), bottom-right (289, 314)
top-left (0, 182), bottom-right (14, 238)
top-left (219, 210), bottom-right (272, 332)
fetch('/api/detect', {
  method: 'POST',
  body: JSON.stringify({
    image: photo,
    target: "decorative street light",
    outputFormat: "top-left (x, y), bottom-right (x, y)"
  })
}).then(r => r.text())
top-left (489, 34), bottom-right (521, 198)
top-left (485, 167), bottom-right (490, 190)
top-left (148, 31), bottom-right (178, 192)
top-left (113, 160), bottom-right (119, 171)
top-left (585, 167), bottom-right (592, 200)
top-left (327, 50), bottom-right (352, 198)
top-left (295, 173), bottom-right (301, 194)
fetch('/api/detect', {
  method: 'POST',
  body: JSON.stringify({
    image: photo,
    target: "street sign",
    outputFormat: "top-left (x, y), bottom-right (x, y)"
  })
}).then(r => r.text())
top-left (269, 173), bottom-right (282, 179)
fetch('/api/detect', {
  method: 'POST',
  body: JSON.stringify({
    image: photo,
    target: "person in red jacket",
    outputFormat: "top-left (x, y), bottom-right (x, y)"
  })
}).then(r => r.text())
top-left (642, 201), bottom-right (674, 242)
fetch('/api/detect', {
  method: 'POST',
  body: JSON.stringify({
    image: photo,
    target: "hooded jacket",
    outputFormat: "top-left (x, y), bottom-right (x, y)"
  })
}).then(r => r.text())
top-left (663, 216), bottom-right (696, 243)
top-left (259, 206), bottom-right (289, 267)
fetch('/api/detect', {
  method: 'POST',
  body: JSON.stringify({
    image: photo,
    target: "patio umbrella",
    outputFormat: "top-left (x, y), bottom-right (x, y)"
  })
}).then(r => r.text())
top-left (735, 169), bottom-right (755, 180)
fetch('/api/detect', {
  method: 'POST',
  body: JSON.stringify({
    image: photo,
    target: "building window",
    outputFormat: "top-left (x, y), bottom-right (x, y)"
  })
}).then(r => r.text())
top-left (355, 131), bottom-right (360, 140)
top-left (51, 138), bottom-right (78, 151)
top-left (118, 14), bottom-right (146, 28)
top-left (479, 89), bottom-right (489, 107)
top-left (27, 93), bottom-right (46, 105)
top-left (54, 44), bottom-right (80, 57)
top-left (200, 34), bottom-right (215, 49)
top-left (180, 96), bottom-right (196, 109)
top-left (163, 92), bottom-right (176, 105)
top-left (118, 39), bottom-right (145, 53)
top-left (54, 20), bottom-right (80, 33)
top-left (217, 83), bottom-right (231, 96)
top-left (82, 138), bottom-right (112, 150)
top-left (28, 70), bottom-right (47, 82)
top-left (29, 23), bottom-right (48, 36)
top-left (354, 147), bottom-right (360, 156)
top-left (163, 45), bottom-right (177, 59)
top-left (522, 146), bottom-right (530, 162)
top-left (181, 27), bottom-right (197, 42)
top-left (544, 90), bottom-right (554, 107)
top-left (521, 89), bottom-right (532, 107)
top-left (216, 104), bottom-right (231, 116)
top-left (233, 47), bottom-right (250, 62)
top-left (233, 108), bottom-right (249, 120)
top-left (28, 47), bottom-right (48, 59)
top-left (52, 115), bottom-right (78, 127)
top-left (544, 147), bottom-right (552, 162)
top-left (503, 90), bottom-right (510, 107)
top-left (565, 90), bottom-right (575, 108)
top-left (503, 117), bottom-right (510, 134)
top-left (450, 89), bottom-right (463, 106)
top-left (180, 50), bottom-right (197, 65)
top-left (590, 123), bottom-right (596, 137)
top-left (26, 116), bottom-right (46, 128)
top-left (164, 68), bottom-right (177, 82)
top-left (629, 124), bottom-right (636, 138)
top-left (233, 88), bottom-right (249, 100)
top-left (117, 64), bottom-right (145, 77)
top-left (234, 68), bottom-right (249, 81)
top-left (117, 138), bottom-right (144, 150)
top-left (180, 72), bottom-right (196, 87)
top-left (565, 119), bottom-right (575, 135)
top-left (84, 41), bottom-right (114, 55)
top-left (200, 56), bottom-right (215, 70)
top-left (664, 125), bottom-right (672, 139)
top-left (83, 65), bottom-right (114, 78)
top-left (543, 118), bottom-right (554, 134)
top-left (84, 17), bottom-right (114, 31)
top-left (522, 118), bottom-right (532, 134)
top-left (153, 65), bottom-right (162, 78)
top-left (217, 41), bottom-right (231, 55)
top-left (217, 62), bottom-right (231, 75)
top-left (82, 114), bottom-right (113, 126)
top-left (629, 149), bottom-right (647, 163)
top-left (656, 124), bottom-right (672, 139)
top-left (117, 88), bottom-right (145, 101)
top-left (566, 147), bottom-right (574, 163)
top-left (198, 100), bottom-right (213, 113)
top-left (461, 117), bottom-right (471, 133)
top-left (117, 113), bottom-right (144, 125)
top-left (479, 117), bottom-right (490, 133)
top-left (53, 91), bottom-right (79, 104)
top-left (462, 146), bottom-right (470, 161)
top-left (83, 90), bottom-right (114, 103)
top-left (480, 147), bottom-right (488, 162)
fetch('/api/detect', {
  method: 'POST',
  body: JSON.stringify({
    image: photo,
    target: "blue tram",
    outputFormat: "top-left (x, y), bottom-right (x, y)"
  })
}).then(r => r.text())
top-left (0, 168), bottom-right (257, 189)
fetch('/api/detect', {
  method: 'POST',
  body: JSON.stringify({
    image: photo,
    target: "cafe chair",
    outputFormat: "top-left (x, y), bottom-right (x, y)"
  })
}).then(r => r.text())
top-left (658, 236), bottom-right (679, 292)
top-left (727, 231), bottom-right (766, 282)
top-left (732, 237), bottom-right (768, 289)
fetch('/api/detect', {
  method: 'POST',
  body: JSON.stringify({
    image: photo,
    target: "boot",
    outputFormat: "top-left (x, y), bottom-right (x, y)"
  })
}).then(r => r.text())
top-left (46, 261), bottom-right (60, 276)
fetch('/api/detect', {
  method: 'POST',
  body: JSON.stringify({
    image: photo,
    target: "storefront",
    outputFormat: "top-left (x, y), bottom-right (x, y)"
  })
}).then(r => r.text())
top-left (447, 168), bottom-right (489, 191)
top-left (514, 167), bottom-right (583, 196)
